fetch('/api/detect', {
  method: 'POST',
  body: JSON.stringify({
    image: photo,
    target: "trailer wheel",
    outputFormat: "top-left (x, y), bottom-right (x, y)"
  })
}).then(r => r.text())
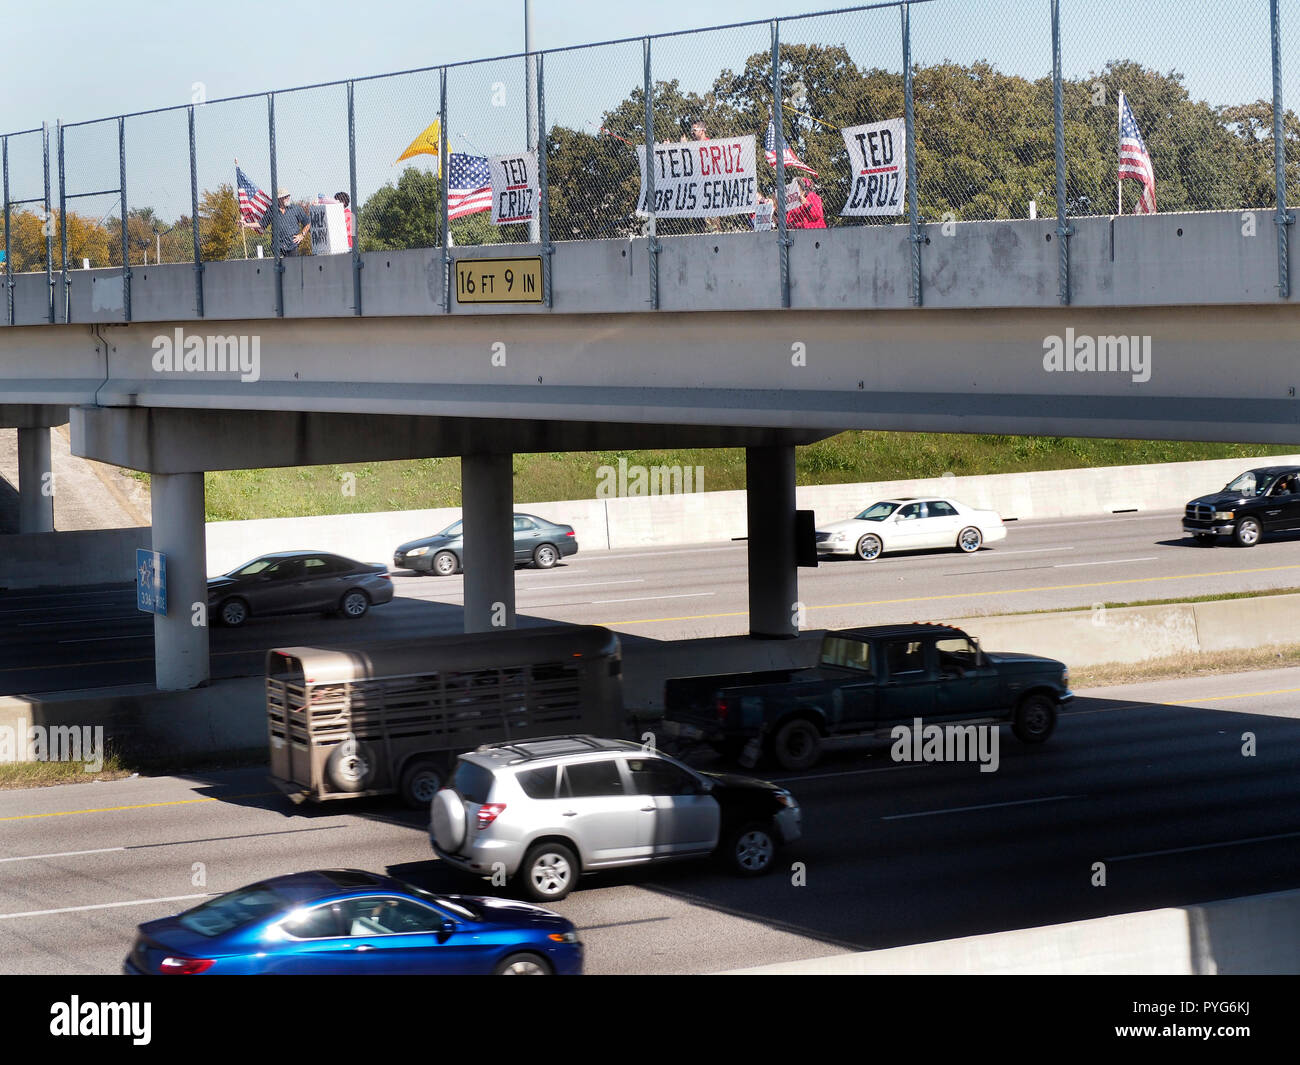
top-left (325, 737), bottom-right (376, 793)
top-left (399, 757), bottom-right (445, 808)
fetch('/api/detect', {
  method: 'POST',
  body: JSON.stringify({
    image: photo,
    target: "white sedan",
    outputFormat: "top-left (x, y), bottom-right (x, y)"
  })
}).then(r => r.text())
top-left (815, 497), bottom-right (1006, 561)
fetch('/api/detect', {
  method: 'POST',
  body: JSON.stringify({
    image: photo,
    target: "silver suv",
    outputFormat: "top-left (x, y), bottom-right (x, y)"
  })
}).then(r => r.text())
top-left (430, 735), bottom-right (802, 902)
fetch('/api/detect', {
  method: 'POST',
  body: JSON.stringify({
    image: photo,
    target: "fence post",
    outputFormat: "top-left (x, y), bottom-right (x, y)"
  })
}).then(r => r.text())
top-left (189, 105), bottom-right (205, 318)
top-left (2, 135), bottom-right (11, 326)
top-left (348, 80), bottom-right (362, 316)
top-left (1051, 0), bottom-right (1072, 305)
top-left (43, 122), bottom-right (53, 323)
top-left (119, 116), bottom-right (131, 322)
top-left (1272, 0), bottom-right (1293, 299)
top-left (268, 93), bottom-right (284, 317)
top-left (643, 37), bottom-right (660, 310)
top-left (772, 20), bottom-right (791, 309)
top-left (537, 51), bottom-right (553, 307)
top-left (440, 68), bottom-right (451, 313)
top-left (902, 3), bottom-right (921, 306)
top-left (59, 123), bottom-right (69, 322)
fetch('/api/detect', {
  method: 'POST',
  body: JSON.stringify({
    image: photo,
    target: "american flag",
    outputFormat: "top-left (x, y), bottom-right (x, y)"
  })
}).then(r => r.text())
top-left (764, 120), bottom-right (817, 176)
top-left (447, 153), bottom-right (492, 219)
top-left (1117, 92), bottom-right (1156, 214)
top-left (235, 166), bottom-right (272, 226)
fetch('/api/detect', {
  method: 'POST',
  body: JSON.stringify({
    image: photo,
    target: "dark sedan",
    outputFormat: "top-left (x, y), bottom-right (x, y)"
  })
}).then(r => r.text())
top-left (394, 513), bottom-right (578, 576)
top-left (1183, 466), bottom-right (1300, 547)
top-left (124, 869), bottom-right (582, 975)
top-left (207, 551), bottom-right (394, 627)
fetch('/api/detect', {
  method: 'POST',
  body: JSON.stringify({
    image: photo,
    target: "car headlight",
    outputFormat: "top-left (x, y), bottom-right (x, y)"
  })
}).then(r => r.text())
top-left (1061, 668), bottom-right (1069, 689)
top-left (832, 533), bottom-right (847, 543)
top-left (1213, 511), bottom-right (1235, 521)
top-left (406, 546), bottom-right (429, 556)
top-left (774, 790), bottom-right (797, 809)
top-left (547, 931), bottom-right (579, 943)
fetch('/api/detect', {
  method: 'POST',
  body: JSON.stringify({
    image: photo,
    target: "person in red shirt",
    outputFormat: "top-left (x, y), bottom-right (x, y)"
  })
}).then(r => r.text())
top-left (786, 176), bottom-right (826, 229)
top-left (335, 191), bottom-right (354, 249)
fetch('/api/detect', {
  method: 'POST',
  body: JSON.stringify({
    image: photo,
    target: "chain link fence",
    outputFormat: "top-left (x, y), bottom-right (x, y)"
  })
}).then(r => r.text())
top-left (2, 0), bottom-right (1298, 286)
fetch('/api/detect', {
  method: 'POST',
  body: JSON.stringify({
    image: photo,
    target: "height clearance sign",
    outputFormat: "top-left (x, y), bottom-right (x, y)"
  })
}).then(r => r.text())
top-left (840, 118), bottom-right (906, 216)
top-left (636, 136), bottom-right (757, 218)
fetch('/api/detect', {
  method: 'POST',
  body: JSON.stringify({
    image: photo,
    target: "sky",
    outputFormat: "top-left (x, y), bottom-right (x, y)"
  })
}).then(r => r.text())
top-left (0, 0), bottom-right (1287, 224)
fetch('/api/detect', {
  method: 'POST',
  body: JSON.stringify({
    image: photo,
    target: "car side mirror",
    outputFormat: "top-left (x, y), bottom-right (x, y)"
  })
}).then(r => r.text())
top-left (437, 918), bottom-right (455, 943)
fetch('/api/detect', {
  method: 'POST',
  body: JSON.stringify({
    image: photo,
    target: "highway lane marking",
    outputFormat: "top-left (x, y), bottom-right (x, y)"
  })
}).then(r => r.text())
top-left (980, 547), bottom-right (1075, 557)
top-left (1105, 829), bottom-right (1300, 862)
top-left (0, 893), bottom-right (214, 921)
top-left (591, 593), bottom-right (715, 605)
top-left (0, 792), bottom-right (280, 821)
top-left (604, 562), bottom-right (1300, 625)
top-left (18, 615), bottom-right (144, 628)
top-left (880, 795), bottom-right (1081, 820)
top-left (0, 826), bottom-right (349, 863)
top-left (1167, 686), bottom-right (1300, 704)
top-left (1053, 556), bottom-right (1158, 569)
top-left (1066, 686), bottom-right (1300, 715)
top-left (58, 634), bottom-right (152, 644)
top-left (0, 847), bottom-right (126, 863)
top-left (398, 578), bottom-right (648, 601)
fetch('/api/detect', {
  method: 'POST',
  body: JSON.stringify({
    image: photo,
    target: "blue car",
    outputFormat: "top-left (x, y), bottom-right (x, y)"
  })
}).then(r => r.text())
top-left (123, 869), bottom-right (582, 975)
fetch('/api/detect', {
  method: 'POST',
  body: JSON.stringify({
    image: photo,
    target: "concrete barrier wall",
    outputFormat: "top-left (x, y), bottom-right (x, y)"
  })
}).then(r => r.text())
top-left (208, 451), bottom-right (1300, 572)
top-left (0, 527), bottom-right (149, 590)
top-left (724, 889), bottom-right (1300, 974)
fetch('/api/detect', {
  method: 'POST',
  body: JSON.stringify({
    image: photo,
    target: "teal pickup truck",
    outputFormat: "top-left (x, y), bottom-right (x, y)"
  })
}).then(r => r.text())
top-left (663, 623), bottom-right (1072, 770)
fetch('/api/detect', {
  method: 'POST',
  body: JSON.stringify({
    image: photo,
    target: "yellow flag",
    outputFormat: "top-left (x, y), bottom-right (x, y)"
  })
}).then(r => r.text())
top-left (395, 119), bottom-right (442, 166)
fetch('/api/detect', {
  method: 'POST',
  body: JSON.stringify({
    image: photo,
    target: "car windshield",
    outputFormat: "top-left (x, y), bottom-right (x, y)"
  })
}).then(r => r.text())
top-left (403, 882), bottom-right (478, 921)
top-left (436, 521), bottom-right (463, 537)
top-left (853, 502), bottom-right (899, 522)
top-left (178, 884), bottom-right (287, 937)
top-left (230, 558), bottom-right (274, 577)
top-left (1225, 472), bottom-right (1269, 496)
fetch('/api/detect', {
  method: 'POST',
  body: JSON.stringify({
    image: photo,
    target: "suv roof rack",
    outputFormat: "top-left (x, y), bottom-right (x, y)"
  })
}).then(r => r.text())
top-left (474, 735), bottom-right (636, 764)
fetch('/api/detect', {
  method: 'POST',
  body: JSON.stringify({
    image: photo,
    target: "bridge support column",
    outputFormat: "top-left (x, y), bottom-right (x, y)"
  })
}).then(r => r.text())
top-left (462, 453), bottom-right (516, 633)
top-left (17, 426), bottom-right (55, 534)
top-left (746, 444), bottom-right (798, 639)
top-left (152, 471), bottom-right (209, 690)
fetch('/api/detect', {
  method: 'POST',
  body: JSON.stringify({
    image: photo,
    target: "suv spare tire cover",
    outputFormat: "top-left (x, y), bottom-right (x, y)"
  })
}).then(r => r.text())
top-left (432, 788), bottom-right (467, 852)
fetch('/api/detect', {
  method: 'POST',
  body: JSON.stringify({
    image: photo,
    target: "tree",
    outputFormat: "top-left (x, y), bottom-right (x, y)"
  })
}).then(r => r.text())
top-left (2, 208), bottom-right (111, 270)
top-left (198, 183), bottom-right (243, 261)
top-left (359, 166), bottom-right (442, 251)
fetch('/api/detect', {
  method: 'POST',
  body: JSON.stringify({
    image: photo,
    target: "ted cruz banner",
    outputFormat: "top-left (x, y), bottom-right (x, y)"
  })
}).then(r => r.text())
top-left (490, 151), bottom-right (538, 225)
top-left (840, 118), bottom-right (906, 216)
top-left (636, 135), bottom-right (757, 218)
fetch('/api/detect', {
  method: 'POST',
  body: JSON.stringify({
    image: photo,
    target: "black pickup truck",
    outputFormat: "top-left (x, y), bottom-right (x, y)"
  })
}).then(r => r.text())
top-left (1182, 466), bottom-right (1300, 547)
top-left (662, 624), bottom-right (1072, 770)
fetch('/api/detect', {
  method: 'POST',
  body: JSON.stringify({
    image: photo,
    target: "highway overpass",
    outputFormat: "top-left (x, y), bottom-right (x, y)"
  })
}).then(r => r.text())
top-left (2, 212), bottom-right (1298, 688)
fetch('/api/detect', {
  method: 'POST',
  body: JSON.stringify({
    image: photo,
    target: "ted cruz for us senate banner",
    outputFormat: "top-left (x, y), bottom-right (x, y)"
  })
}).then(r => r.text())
top-left (841, 118), bottom-right (906, 216)
top-left (636, 135), bottom-right (757, 218)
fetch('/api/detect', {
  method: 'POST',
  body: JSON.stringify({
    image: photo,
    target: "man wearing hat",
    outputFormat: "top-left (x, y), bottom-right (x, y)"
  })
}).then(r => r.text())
top-left (254, 187), bottom-right (311, 256)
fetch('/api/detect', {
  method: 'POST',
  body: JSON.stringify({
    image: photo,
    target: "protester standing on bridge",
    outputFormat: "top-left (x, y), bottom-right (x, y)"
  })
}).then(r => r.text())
top-left (684, 119), bottom-right (724, 234)
top-left (785, 176), bottom-right (825, 229)
top-left (335, 192), bottom-right (354, 249)
top-left (253, 188), bottom-right (311, 256)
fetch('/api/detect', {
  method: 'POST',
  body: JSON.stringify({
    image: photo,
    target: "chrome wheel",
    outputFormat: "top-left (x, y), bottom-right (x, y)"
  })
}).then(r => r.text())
top-left (433, 550), bottom-right (458, 576)
top-left (958, 526), bottom-right (983, 553)
top-left (855, 534), bottom-right (882, 561)
top-left (533, 544), bottom-right (558, 568)
top-left (1235, 520), bottom-right (1260, 547)
top-left (341, 590), bottom-right (369, 618)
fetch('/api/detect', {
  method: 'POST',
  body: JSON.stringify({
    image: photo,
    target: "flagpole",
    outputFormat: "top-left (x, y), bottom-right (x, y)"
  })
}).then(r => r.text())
top-left (1116, 95), bottom-right (1123, 216)
top-left (235, 157), bottom-right (250, 259)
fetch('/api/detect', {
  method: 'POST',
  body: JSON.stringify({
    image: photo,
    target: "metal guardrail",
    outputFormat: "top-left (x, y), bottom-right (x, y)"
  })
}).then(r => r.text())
top-left (0, 0), bottom-right (1295, 318)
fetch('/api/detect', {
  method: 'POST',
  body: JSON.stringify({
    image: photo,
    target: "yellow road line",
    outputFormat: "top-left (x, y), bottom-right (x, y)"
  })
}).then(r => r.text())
top-left (0, 792), bottom-right (277, 822)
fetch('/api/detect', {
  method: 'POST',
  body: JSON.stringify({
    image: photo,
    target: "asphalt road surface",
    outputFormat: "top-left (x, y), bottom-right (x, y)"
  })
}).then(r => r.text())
top-left (2, 510), bottom-right (1299, 695)
top-left (2, 668), bottom-right (1298, 975)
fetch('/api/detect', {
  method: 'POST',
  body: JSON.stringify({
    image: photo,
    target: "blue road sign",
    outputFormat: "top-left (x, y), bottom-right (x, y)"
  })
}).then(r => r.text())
top-left (136, 548), bottom-right (167, 616)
